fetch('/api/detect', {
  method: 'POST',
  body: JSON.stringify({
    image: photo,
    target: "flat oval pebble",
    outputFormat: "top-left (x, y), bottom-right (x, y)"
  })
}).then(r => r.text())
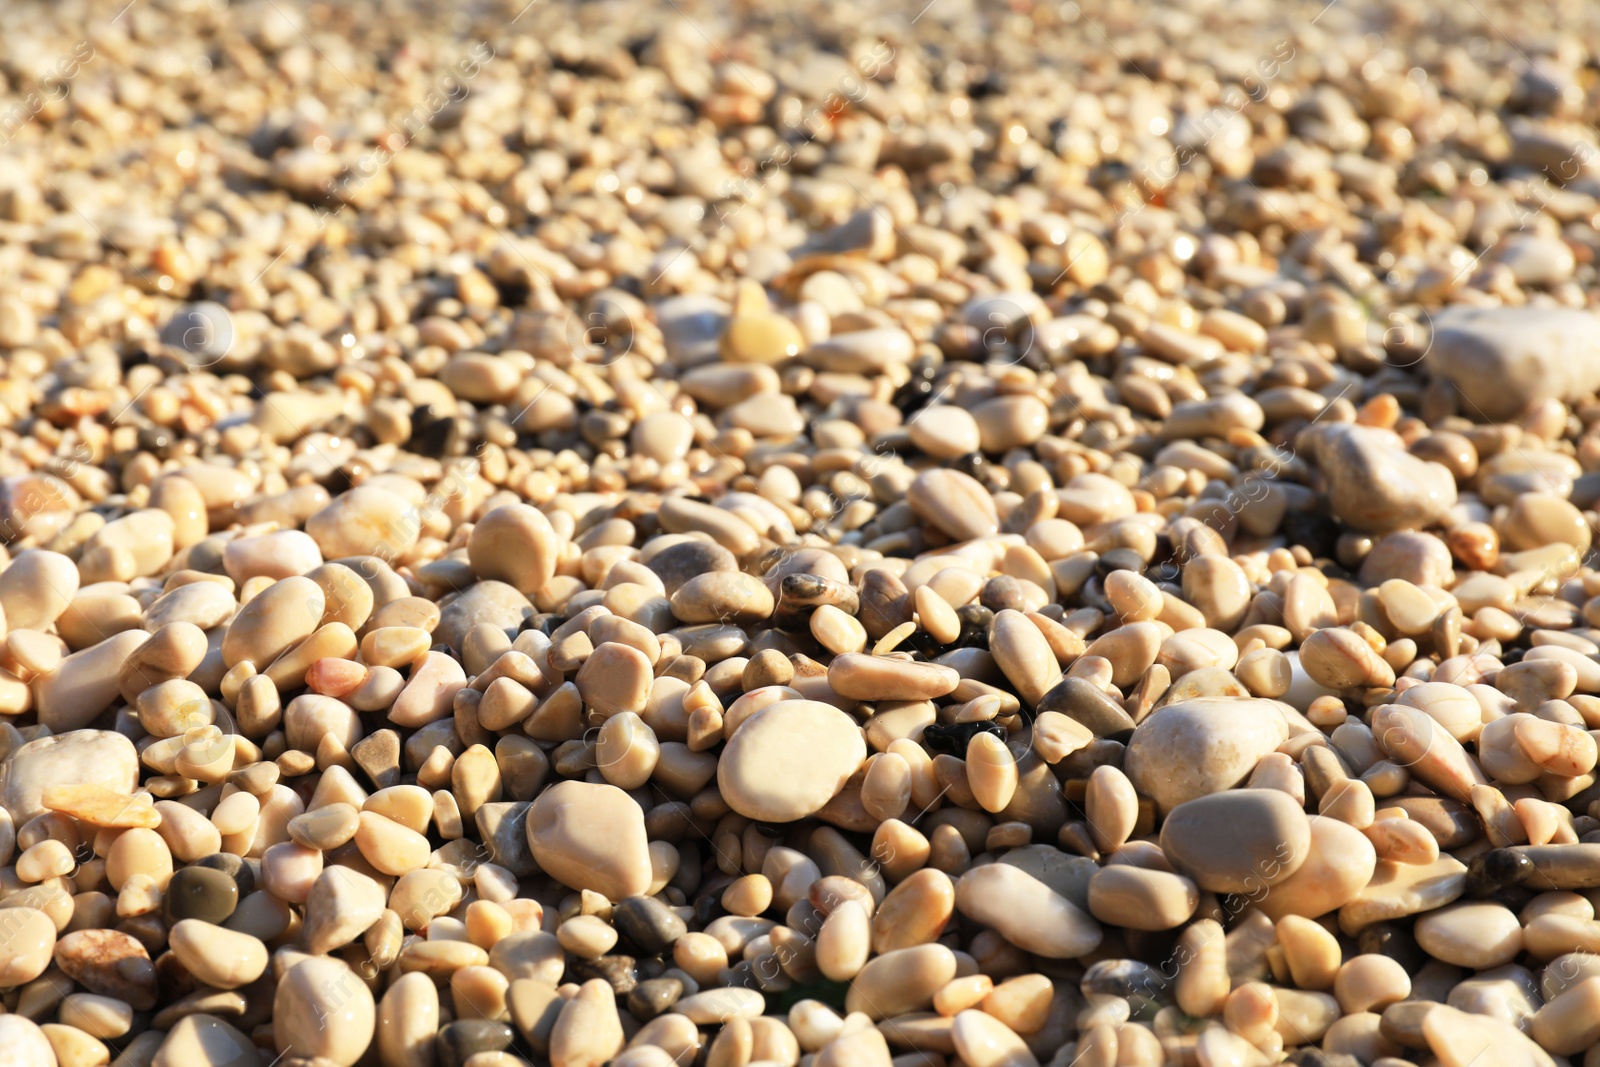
top-left (1160, 789), bottom-right (1312, 893)
top-left (719, 700), bottom-right (866, 822)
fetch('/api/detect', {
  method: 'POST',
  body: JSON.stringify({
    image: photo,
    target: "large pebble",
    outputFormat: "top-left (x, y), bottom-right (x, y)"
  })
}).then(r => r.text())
top-left (1300, 423), bottom-right (1457, 533)
top-left (526, 781), bottom-right (651, 901)
top-left (906, 470), bottom-right (999, 541)
top-left (954, 863), bottom-right (1102, 958)
top-left (34, 629), bottom-right (149, 730)
top-left (469, 504), bottom-right (560, 596)
top-left (1160, 789), bottom-right (1312, 894)
top-left (718, 700), bottom-right (866, 822)
top-left (221, 575), bottom-right (324, 669)
top-left (0, 731), bottom-right (138, 825)
top-left (1427, 306), bottom-right (1600, 421)
top-left (274, 956), bottom-right (375, 1066)
top-left (1124, 698), bottom-right (1299, 813)
top-left (305, 486), bottom-right (419, 559)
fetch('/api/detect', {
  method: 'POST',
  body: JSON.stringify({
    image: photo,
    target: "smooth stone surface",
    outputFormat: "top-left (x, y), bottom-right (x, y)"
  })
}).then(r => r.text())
top-left (54, 929), bottom-right (157, 1010)
top-left (954, 863), bottom-right (1102, 959)
top-left (0, 731), bottom-right (138, 825)
top-left (1123, 698), bottom-right (1300, 813)
top-left (305, 486), bottom-right (419, 559)
top-left (1427, 306), bottom-right (1600, 421)
top-left (906, 469), bottom-right (999, 541)
top-left (1255, 816), bottom-right (1378, 921)
top-left (526, 781), bottom-right (651, 901)
top-left (0, 906), bottom-right (56, 987)
top-left (1160, 789), bottom-right (1312, 894)
top-left (718, 700), bottom-right (866, 822)
top-left (1300, 423), bottom-right (1457, 533)
top-left (274, 956), bottom-right (375, 1066)
top-left (34, 629), bottom-right (150, 730)
top-left (163, 866), bottom-right (239, 925)
top-left (468, 504), bottom-right (560, 596)
top-left (1415, 902), bottom-right (1523, 969)
top-left (436, 581), bottom-right (534, 651)
top-left (153, 1013), bottom-right (259, 1067)
top-left (0, 1016), bottom-right (59, 1067)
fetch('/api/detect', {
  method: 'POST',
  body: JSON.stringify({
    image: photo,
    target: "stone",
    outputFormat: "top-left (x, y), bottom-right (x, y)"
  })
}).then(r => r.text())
top-left (954, 863), bottom-right (1102, 959)
top-left (34, 629), bottom-right (150, 731)
top-left (0, 550), bottom-right (79, 632)
top-left (1255, 816), bottom-right (1378, 921)
top-left (526, 781), bottom-right (651, 900)
top-left (274, 956), bottom-right (375, 1066)
top-left (1299, 423), bottom-right (1457, 533)
top-left (1160, 789), bottom-right (1312, 894)
top-left (305, 486), bottom-right (419, 560)
top-left (436, 582), bottom-right (533, 651)
top-left (1415, 902), bottom-right (1523, 969)
top-left (719, 699), bottom-right (866, 822)
top-left (1123, 698), bottom-right (1300, 813)
top-left (827, 654), bottom-right (960, 702)
top-left (906, 405), bottom-right (981, 459)
top-left (152, 1013), bottom-right (260, 1067)
top-left (221, 575), bottom-right (324, 669)
top-left (167, 920), bottom-right (268, 989)
top-left (0, 907), bottom-right (55, 987)
top-left (1427, 305), bottom-right (1600, 421)
top-left (0, 731), bottom-right (138, 825)
top-left (54, 929), bottom-right (157, 1010)
top-left (906, 470), bottom-right (999, 541)
top-left (303, 865), bottom-right (387, 955)
top-left (0, 1016), bottom-right (60, 1067)
top-left (163, 867), bottom-right (239, 925)
top-left (469, 504), bottom-right (561, 596)
top-left (1423, 1002), bottom-right (1559, 1067)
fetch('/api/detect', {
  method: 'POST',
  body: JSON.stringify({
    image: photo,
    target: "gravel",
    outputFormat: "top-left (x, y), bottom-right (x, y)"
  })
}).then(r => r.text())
top-left (3, 0), bottom-right (1600, 1063)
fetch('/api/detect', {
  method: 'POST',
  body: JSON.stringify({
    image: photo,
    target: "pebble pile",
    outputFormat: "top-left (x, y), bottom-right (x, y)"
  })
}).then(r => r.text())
top-left (4, 0), bottom-right (1600, 1065)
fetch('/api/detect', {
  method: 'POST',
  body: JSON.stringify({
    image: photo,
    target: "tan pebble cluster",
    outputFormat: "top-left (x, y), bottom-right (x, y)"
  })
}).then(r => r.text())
top-left (5, 0), bottom-right (1600, 1066)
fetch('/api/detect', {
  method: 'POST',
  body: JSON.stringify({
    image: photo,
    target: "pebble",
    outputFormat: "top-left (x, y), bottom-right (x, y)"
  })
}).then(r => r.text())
top-left (468, 504), bottom-right (561, 596)
top-left (1123, 698), bottom-right (1296, 812)
top-left (274, 956), bottom-right (376, 1066)
top-left (0, 731), bottom-right (138, 825)
top-left (906, 470), bottom-right (999, 542)
top-left (954, 864), bottom-right (1102, 959)
top-left (1302, 423), bottom-right (1459, 533)
top-left (1428, 306), bottom-right (1600, 421)
top-left (1159, 788), bottom-right (1312, 893)
top-left (718, 700), bottom-right (865, 822)
top-left (526, 781), bottom-right (651, 901)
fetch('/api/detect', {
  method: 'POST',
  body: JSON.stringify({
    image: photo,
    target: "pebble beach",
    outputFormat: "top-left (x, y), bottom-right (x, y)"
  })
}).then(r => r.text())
top-left (4, 0), bottom-right (1600, 1064)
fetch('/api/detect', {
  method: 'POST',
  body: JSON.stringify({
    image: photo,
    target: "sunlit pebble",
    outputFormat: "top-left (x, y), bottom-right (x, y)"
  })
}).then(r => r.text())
top-left (1171, 234), bottom-right (1196, 263)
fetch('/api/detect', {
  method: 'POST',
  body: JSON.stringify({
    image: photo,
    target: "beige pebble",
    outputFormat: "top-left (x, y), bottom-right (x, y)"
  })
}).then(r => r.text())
top-left (274, 956), bottom-right (375, 1066)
